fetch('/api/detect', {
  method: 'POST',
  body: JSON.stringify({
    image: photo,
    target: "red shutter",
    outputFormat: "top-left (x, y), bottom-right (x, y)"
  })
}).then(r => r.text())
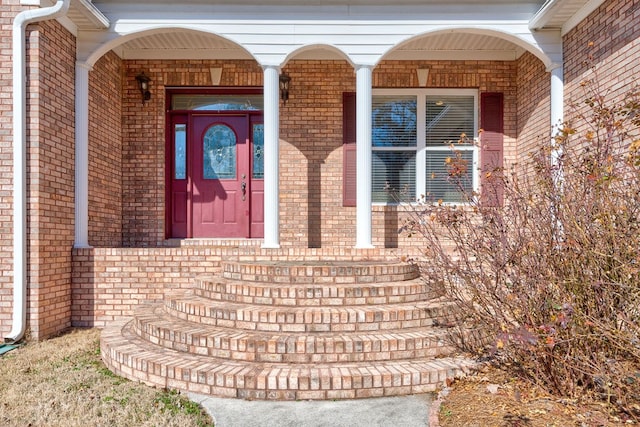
top-left (480, 92), bottom-right (504, 207)
top-left (343, 92), bottom-right (357, 206)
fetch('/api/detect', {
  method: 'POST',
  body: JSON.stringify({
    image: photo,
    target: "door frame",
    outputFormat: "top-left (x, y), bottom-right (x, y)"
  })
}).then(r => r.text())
top-left (164, 87), bottom-right (264, 239)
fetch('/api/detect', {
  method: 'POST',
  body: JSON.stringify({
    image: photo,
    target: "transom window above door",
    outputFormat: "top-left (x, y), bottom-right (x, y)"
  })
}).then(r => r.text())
top-left (171, 94), bottom-right (263, 111)
top-left (371, 89), bottom-right (479, 204)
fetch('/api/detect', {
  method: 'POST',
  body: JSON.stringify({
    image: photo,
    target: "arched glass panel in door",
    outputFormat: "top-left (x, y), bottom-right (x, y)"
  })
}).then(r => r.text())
top-left (203, 124), bottom-right (236, 179)
top-left (252, 124), bottom-right (264, 179)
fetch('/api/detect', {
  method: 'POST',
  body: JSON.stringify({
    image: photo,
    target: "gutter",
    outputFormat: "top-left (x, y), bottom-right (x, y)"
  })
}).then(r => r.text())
top-left (6, 0), bottom-right (71, 343)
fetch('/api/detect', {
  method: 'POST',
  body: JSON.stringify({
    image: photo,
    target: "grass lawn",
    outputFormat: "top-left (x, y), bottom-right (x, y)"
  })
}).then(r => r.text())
top-left (0, 328), bottom-right (213, 427)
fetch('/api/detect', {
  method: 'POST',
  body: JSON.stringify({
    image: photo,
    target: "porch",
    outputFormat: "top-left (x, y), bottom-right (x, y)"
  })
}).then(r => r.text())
top-left (89, 240), bottom-right (474, 400)
top-left (72, 240), bottom-right (407, 328)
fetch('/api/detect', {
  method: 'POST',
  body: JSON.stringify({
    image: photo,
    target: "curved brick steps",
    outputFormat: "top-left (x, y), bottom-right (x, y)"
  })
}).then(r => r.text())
top-left (132, 303), bottom-right (458, 363)
top-left (193, 275), bottom-right (443, 306)
top-left (163, 294), bottom-right (456, 332)
top-left (101, 258), bottom-right (475, 400)
top-left (102, 318), bottom-right (474, 400)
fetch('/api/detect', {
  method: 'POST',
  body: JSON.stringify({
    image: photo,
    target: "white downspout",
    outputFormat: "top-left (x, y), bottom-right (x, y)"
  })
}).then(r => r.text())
top-left (7, 0), bottom-right (71, 343)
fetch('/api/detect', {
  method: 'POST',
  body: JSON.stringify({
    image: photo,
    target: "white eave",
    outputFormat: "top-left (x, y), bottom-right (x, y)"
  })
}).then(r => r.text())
top-left (21, 0), bottom-right (110, 31)
top-left (75, 0), bottom-right (565, 68)
top-left (69, 0), bottom-right (110, 29)
top-left (529, 0), bottom-right (606, 35)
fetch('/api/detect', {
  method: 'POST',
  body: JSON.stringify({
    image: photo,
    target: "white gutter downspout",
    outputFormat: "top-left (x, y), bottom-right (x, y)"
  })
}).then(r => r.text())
top-left (7, 0), bottom-right (71, 343)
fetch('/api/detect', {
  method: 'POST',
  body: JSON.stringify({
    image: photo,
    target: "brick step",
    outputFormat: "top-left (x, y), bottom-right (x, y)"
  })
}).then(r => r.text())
top-left (102, 318), bottom-right (475, 401)
top-left (194, 275), bottom-right (443, 306)
top-left (221, 260), bottom-right (419, 284)
top-left (133, 303), bottom-right (458, 363)
top-left (167, 238), bottom-right (264, 248)
top-left (164, 293), bottom-right (457, 332)
top-left (163, 242), bottom-right (404, 261)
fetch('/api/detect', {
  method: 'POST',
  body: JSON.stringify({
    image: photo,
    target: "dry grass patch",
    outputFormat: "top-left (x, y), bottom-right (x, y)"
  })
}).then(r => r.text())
top-left (0, 328), bottom-right (213, 427)
top-left (438, 366), bottom-right (634, 427)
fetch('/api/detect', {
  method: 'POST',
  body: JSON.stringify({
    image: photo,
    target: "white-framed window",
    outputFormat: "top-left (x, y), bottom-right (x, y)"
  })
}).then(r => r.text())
top-left (372, 89), bottom-right (479, 204)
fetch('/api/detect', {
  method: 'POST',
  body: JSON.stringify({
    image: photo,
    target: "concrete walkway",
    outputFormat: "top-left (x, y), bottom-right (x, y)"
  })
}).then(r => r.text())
top-left (189, 393), bottom-right (433, 427)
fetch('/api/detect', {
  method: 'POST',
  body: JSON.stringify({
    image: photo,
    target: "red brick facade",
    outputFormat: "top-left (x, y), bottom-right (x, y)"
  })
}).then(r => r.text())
top-left (26, 20), bottom-right (76, 338)
top-left (515, 52), bottom-right (551, 161)
top-left (564, 0), bottom-right (640, 128)
top-left (89, 51), bottom-right (124, 247)
top-left (0, 0), bottom-right (637, 336)
top-left (72, 246), bottom-right (220, 327)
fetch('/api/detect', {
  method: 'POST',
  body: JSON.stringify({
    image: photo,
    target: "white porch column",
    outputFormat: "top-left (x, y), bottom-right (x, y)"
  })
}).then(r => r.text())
top-left (549, 64), bottom-right (564, 239)
top-left (262, 65), bottom-right (280, 248)
top-left (355, 65), bottom-right (374, 248)
top-left (550, 64), bottom-right (564, 169)
top-left (74, 62), bottom-right (91, 248)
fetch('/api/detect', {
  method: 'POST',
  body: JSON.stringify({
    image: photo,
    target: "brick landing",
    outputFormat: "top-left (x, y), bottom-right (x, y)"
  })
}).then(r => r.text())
top-left (100, 249), bottom-right (475, 400)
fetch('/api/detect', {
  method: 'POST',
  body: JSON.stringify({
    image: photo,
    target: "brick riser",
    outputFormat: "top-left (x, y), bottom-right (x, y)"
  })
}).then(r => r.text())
top-left (101, 258), bottom-right (475, 400)
top-left (133, 304), bottom-right (458, 363)
top-left (164, 294), bottom-right (456, 332)
top-left (194, 276), bottom-right (443, 306)
top-left (102, 320), bottom-right (474, 400)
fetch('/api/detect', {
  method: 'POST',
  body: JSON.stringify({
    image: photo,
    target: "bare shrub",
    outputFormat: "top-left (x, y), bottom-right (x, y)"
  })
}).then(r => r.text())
top-left (402, 58), bottom-right (640, 418)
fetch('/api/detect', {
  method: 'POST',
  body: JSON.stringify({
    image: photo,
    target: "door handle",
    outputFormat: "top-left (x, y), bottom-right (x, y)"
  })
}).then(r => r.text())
top-left (241, 181), bottom-right (247, 201)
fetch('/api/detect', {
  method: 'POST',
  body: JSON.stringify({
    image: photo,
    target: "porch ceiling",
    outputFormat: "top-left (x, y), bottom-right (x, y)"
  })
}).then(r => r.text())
top-left (115, 30), bottom-right (530, 62)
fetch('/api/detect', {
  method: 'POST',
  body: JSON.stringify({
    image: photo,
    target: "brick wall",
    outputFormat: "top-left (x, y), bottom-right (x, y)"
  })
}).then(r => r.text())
top-left (515, 52), bottom-right (551, 163)
top-left (72, 247), bottom-right (221, 327)
top-left (71, 245), bottom-right (398, 328)
top-left (89, 51), bottom-right (124, 247)
top-left (564, 0), bottom-right (640, 128)
top-left (0, 0), bottom-right (26, 337)
top-left (279, 61), bottom-right (355, 248)
top-left (27, 20), bottom-right (76, 339)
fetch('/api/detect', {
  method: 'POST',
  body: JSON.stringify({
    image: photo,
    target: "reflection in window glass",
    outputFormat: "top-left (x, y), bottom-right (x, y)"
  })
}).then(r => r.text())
top-left (371, 95), bottom-right (417, 203)
top-left (174, 124), bottom-right (186, 180)
top-left (372, 96), bottom-right (417, 147)
top-left (172, 94), bottom-right (263, 111)
top-left (426, 150), bottom-right (474, 203)
top-left (372, 151), bottom-right (416, 203)
top-left (425, 95), bottom-right (475, 202)
top-left (252, 124), bottom-right (264, 179)
top-left (203, 124), bottom-right (236, 179)
top-left (426, 96), bottom-right (475, 146)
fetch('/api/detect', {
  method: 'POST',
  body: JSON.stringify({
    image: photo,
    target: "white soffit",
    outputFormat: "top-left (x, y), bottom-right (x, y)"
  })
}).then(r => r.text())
top-left (116, 30), bottom-right (527, 62)
top-left (387, 32), bottom-right (527, 61)
top-left (69, 0), bottom-right (110, 29)
top-left (529, 0), bottom-right (605, 34)
top-left (118, 31), bottom-right (253, 60)
top-left (23, 0), bottom-right (109, 30)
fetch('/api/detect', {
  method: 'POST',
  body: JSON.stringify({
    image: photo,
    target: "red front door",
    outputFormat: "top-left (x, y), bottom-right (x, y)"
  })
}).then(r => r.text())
top-left (193, 114), bottom-right (248, 237)
top-left (168, 113), bottom-right (264, 238)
